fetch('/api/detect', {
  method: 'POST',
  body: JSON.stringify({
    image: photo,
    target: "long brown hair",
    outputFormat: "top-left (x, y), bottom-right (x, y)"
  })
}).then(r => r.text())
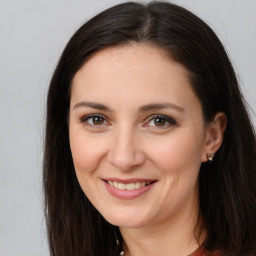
top-left (43, 1), bottom-right (256, 255)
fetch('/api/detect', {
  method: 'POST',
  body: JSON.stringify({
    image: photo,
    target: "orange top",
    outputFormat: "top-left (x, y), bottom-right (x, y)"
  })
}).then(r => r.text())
top-left (190, 247), bottom-right (223, 256)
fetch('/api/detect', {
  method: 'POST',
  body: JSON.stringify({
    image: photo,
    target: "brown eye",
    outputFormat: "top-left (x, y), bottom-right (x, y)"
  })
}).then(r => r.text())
top-left (154, 117), bottom-right (166, 126)
top-left (92, 116), bottom-right (104, 125)
top-left (82, 115), bottom-right (107, 126)
top-left (146, 115), bottom-right (177, 128)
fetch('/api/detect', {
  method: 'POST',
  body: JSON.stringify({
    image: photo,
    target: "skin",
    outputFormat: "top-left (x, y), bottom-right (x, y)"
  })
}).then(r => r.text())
top-left (69, 44), bottom-right (226, 256)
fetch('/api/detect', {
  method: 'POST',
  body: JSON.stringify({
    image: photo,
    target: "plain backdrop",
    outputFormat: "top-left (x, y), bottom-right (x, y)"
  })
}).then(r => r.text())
top-left (0, 0), bottom-right (255, 255)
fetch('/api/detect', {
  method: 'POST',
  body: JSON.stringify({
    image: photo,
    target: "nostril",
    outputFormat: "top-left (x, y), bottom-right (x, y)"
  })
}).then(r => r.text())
top-left (107, 150), bottom-right (145, 171)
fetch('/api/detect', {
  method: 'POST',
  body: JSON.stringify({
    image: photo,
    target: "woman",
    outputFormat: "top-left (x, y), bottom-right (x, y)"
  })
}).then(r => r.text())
top-left (43, 1), bottom-right (256, 255)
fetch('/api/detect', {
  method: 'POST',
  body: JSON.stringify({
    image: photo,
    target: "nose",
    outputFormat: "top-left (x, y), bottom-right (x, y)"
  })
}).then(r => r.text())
top-left (107, 127), bottom-right (145, 171)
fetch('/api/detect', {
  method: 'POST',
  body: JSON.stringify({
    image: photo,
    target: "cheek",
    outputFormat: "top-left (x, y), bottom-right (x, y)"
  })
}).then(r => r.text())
top-left (145, 130), bottom-right (204, 216)
top-left (69, 132), bottom-right (109, 202)
top-left (69, 132), bottom-right (106, 174)
top-left (147, 129), bottom-right (204, 176)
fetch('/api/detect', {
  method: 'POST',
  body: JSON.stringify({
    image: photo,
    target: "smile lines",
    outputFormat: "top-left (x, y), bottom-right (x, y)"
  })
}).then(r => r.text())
top-left (107, 181), bottom-right (153, 190)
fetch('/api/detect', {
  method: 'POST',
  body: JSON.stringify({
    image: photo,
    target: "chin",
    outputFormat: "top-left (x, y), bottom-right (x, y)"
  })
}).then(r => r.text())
top-left (102, 210), bottom-right (150, 228)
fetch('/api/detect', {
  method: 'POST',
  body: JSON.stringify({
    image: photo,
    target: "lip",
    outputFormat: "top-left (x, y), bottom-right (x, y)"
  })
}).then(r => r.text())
top-left (104, 178), bottom-right (156, 184)
top-left (102, 178), bottom-right (157, 200)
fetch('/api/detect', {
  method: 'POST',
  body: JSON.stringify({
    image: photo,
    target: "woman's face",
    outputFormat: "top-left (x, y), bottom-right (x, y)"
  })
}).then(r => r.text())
top-left (69, 44), bottom-right (210, 228)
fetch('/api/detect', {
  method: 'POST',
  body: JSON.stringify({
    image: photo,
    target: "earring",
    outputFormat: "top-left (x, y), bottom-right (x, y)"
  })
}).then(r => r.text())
top-left (207, 153), bottom-right (214, 161)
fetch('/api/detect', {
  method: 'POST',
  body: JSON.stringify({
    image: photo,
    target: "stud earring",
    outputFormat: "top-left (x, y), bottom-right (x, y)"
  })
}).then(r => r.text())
top-left (207, 153), bottom-right (214, 161)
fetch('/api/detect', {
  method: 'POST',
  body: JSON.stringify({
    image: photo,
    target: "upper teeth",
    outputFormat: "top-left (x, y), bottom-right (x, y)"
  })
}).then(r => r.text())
top-left (108, 181), bottom-right (151, 190)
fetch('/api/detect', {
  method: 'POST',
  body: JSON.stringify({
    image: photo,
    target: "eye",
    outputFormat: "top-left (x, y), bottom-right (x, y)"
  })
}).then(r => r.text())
top-left (145, 115), bottom-right (177, 128)
top-left (81, 114), bottom-right (108, 126)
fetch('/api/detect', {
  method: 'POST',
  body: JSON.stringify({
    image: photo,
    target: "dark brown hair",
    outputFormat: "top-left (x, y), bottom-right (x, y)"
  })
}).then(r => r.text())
top-left (43, 1), bottom-right (256, 255)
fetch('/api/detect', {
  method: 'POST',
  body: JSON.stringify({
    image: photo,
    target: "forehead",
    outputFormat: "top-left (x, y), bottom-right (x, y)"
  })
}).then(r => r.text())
top-left (73, 45), bottom-right (188, 88)
top-left (70, 44), bottom-right (201, 114)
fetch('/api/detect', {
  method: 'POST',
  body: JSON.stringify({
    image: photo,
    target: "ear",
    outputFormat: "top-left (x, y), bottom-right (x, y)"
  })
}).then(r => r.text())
top-left (201, 112), bottom-right (227, 162)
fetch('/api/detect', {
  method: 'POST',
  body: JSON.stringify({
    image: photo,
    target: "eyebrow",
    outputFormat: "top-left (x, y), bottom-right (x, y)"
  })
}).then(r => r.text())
top-left (73, 101), bottom-right (112, 111)
top-left (73, 101), bottom-right (184, 112)
top-left (138, 103), bottom-right (184, 113)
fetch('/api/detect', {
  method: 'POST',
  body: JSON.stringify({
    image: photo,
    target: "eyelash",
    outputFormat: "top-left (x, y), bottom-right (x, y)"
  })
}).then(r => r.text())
top-left (80, 114), bottom-right (177, 128)
top-left (81, 114), bottom-right (108, 127)
top-left (145, 114), bottom-right (177, 128)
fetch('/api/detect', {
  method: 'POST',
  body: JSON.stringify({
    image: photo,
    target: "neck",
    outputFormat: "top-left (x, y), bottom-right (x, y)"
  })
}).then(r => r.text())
top-left (119, 197), bottom-right (205, 256)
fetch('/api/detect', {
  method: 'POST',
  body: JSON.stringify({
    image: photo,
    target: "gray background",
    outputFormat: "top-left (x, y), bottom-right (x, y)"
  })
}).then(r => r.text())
top-left (0, 0), bottom-right (255, 255)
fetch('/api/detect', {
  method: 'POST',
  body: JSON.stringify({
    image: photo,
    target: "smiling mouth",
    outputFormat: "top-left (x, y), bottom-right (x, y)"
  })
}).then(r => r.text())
top-left (106, 181), bottom-right (155, 190)
top-left (103, 179), bottom-right (157, 199)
